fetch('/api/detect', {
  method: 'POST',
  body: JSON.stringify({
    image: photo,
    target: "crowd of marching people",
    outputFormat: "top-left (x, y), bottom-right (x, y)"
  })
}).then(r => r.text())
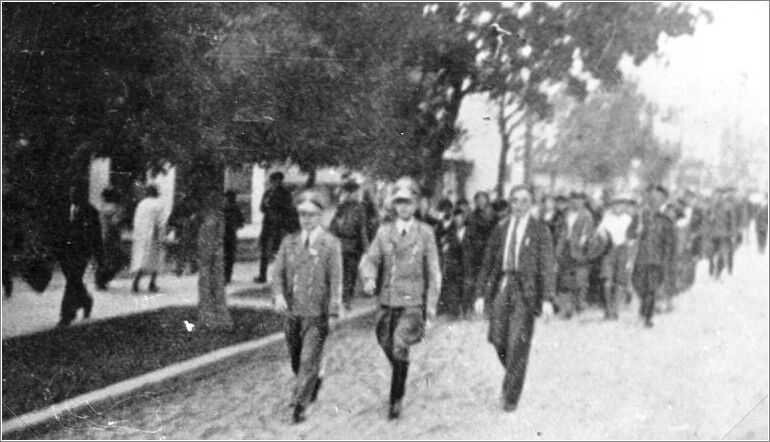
top-left (2, 171), bottom-right (768, 423)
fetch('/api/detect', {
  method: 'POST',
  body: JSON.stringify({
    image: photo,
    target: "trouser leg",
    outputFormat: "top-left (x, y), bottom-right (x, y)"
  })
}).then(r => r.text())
top-left (59, 259), bottom-right (91, 324)
top-left (341, 253), bottom-right (359, 309)
top-left (501, 305), bottom-right (535, 408)
top-left (291, 317), bottom-right (328, 408)
top-left (224, 241), bottom-right (235, 283)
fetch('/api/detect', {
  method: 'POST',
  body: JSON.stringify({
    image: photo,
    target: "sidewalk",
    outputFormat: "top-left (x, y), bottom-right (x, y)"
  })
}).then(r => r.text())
top-left (2, 261), bottom-right (283, 339)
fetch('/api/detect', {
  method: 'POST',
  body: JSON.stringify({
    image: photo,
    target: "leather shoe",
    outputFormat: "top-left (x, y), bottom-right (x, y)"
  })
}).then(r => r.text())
top-left (502, 401), bottom-right (518, 412)
top-left (388, 400), bottom-right (402, 420)
top-left (292, 405), bottom-right (306, 424)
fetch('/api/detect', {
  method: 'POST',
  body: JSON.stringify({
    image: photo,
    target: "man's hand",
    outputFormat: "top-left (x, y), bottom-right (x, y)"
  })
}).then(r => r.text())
top-left (474, 297), bottom-right (485, 316)
top-left (273, 295), bottom-right (287, 314)
top-left (363, 278), bottom-right (376, 295)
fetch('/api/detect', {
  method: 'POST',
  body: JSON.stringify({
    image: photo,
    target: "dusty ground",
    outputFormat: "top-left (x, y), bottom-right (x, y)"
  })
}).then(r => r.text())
top-left (14, 247), bottom-right (769, 440)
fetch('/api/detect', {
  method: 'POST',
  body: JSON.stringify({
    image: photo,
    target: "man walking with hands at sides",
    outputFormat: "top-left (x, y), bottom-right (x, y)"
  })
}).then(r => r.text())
top-left (632, 184), bottom-right (676, 328)
top-left (360, 176), bottom-right (441, 421)
top-left (271, 189), bottom-right (344, 424)
top-left (475, 184), bottom-right (556, 412)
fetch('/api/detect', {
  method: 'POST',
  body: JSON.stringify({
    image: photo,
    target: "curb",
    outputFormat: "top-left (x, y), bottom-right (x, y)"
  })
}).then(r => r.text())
top-left (1, 304), bottom-right (377, 437)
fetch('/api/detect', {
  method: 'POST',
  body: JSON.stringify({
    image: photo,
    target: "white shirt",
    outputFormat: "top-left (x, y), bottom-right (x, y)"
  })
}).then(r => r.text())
top-left (677, 206), bottom-right (692, 229)
top-left (503, 213), bottom-right (530, 271)
top-left (457, 226), bottom-right (466, 242)
top-left (566, 211), bottom-right (578, 236)
top-left (599, 212), bottom-right (632, 245)
top-left (395, 218), bottom-right (415, 236)
top-left (301, 225), bottom-right (322, 247)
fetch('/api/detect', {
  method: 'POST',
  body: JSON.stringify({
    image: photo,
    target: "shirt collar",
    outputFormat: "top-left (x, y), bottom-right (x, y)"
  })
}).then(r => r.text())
top-left (302, 225), bottom-right (322, 244)
top-left (395, 218), bottom-right (414, 234)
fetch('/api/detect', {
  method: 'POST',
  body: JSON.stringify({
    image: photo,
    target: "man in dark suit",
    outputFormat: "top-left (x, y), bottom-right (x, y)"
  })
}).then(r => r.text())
top-left (223, 190), bottom-right (245, 284)
top-left (632, 185), bottom-right (676, 328)
top-left (255, 171), bottom-right (299, 283)
top-left (329, 180), bottom-right (369, 311)
top-left (475, 184), bottom-right (556, 412)
top-left (53, 185), bottom-right (102, 327)
top-left (555, 192), bottom-right (595, 318)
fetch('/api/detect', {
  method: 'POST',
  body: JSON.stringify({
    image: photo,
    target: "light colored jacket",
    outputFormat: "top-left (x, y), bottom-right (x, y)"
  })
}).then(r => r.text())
top-left (272, 229), bottom-right (343, 317)
top-left (360, 220), bottom-right (441, 309)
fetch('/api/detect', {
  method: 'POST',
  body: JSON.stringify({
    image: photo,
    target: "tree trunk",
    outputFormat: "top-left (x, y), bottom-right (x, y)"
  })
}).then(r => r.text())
top-left (193, 158), bottom-right (232, 331)
top-left (523, 111), bottom-right (534, 186)
top-left (496, 96), bottom-right (511, 199)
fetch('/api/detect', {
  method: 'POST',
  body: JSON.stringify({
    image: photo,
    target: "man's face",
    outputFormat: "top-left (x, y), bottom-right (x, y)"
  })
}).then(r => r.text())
top-left (454, 212), bottom-right (466, 227)
top-left (570, 198), bottom-right (583, 211)
top-left (648, 190), bottom-right (665, 208)
top-left (298, 207), bottom-right (322, 231)
top-left (475, 195), bottom-right (489, 211)
top-left (610, 203), bottom-right (623, 215)
top-left (394, 199), bottom-right (416, 220)
top-left (509, 189), bottom-right (532, 218)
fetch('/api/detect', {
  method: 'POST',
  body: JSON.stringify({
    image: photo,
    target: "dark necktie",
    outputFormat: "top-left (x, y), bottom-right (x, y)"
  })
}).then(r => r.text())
top-left (401, 229), bottom-right (406, 237)
top-left (304, 235), bottom-right (310, 250)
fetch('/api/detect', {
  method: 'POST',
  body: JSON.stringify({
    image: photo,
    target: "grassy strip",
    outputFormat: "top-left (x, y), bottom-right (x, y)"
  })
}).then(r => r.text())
top-left (1, 306), bottom-right (284, 420)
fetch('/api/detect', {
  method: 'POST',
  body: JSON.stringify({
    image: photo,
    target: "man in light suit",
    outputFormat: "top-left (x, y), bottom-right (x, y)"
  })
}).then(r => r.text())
top-left (272, 189), bottom-right (344, 424)
top-left (475, 184), bottom-right (556, 412)
top-left (361, 176), bottom-right (441, 420)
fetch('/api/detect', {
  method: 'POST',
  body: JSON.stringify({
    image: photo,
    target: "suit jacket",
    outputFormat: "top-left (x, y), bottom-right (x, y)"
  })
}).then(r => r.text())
top-left (272, 229), bottom-right (343, 317)
top-left (555, 207), bottom-right (595, 265)
top-left (475, 215), bottom-right (556, 317)
top-left (360, 220), bottom-right (441, 309)
top-left (53, 202), bottom-right (102, 263)
top-left (634, 210), bottom-right (676, 268)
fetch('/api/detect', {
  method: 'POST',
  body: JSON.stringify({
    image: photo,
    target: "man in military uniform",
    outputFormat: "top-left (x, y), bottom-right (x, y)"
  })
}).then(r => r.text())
top-left (632, 185), bottom-right (676, 328)
top-left (360, 177), bottom-right (441, 420)
top-left (475, 184), bottom-right (555, 411)
top-left (272, 189), bottom-right (344, 424)
top-left (329, 180), bottom-right (369, 311)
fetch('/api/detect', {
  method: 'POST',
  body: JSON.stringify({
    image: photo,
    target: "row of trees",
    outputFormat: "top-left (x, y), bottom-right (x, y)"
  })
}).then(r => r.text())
top-left (2, 3), bottom-right (709, 315)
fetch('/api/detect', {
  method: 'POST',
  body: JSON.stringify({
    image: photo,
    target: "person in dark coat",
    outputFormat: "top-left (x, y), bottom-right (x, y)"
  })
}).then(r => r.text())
top-left (463, 191), bottom-right (496, 316)
top-left (360, 177), bottom-right (441, 420)
top-left (256, 171), bottom-right (299, 283)
top-left (54, 185), bottom-right (102, 327)
top-left (437, 208), bottom-right (468, 318)
top-left (706, 189), bottom-right (735, 280)
top-left (224, 190), bottom-right (245, 284)
top-left (475, 184), bottom-right (555, 412)
top-left (756, 194), bottom-right (768, 254)
top-left (329, 180), bottom-right (369, 310)
top-left (272, 189), bottom-right (344, 424)
top-left (555, 192), bottom-right (595, 318)
top-left (632, 185), bottom-right (676, 328)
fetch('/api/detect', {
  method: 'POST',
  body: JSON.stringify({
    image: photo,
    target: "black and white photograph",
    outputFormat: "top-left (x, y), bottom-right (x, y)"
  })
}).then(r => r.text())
top-left (1, 1), bottom-right (768, 440)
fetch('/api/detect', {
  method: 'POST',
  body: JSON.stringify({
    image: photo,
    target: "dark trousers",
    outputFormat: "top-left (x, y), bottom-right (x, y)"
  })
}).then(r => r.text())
top-left (633, 265), bottom-right (663, 321)
top-left (224, 237), bottom-right (236, 283)
top-left (758, 229), bottom-right (768, 254)
top-left (489, 274), bottom-right (536, 408)
top-left (58, 257), bottom-right (93, 324)
top-left (258, 232), bottom-right (279, 280)
top-left (341, 253), bottom-right (360, 308)
top-left (709, 237), bottom-right (733, 278)
top-left (285, 315), bottom-right (329, 408)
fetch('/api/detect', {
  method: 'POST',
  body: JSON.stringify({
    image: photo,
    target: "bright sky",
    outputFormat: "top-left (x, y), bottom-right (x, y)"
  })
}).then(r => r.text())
top-left (623, 1), bottom-right (770, 165)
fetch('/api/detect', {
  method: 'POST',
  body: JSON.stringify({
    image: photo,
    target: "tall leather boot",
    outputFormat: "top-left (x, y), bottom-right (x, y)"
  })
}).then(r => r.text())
top-left (388, 361), bottom-right (409, 420)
